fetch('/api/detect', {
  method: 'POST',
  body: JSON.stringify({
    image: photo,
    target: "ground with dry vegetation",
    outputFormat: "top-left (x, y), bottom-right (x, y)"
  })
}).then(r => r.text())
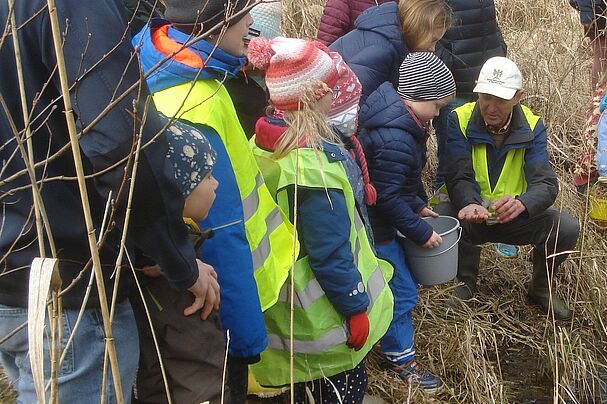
top-left (2, 0), bottom-right (606, 403)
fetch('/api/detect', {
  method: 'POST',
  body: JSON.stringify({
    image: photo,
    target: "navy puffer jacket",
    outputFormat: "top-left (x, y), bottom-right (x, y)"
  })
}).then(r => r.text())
top-left (435, 0), bottom-right (507, 95)
top-left (358, 82), bottom-right (433, 245)
top-left (317, 0), bottom-right (394, 46)
top-left (569, 0), bottom-right (606, 24)
top-left (330, 2), bottom-right (408, 100)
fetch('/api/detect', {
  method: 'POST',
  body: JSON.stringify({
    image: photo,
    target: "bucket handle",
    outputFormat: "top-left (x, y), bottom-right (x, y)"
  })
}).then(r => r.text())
top-left (417, 226), bottom-right (462, 258)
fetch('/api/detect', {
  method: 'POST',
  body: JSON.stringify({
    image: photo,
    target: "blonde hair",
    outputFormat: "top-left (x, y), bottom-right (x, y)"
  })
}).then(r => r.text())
top-left (399, 0), bottom-right (452, 51)
top-left (272, 83), bottom-right (341, 158)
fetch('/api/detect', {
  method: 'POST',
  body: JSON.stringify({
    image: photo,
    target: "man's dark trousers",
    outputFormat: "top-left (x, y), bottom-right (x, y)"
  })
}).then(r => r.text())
top-left (433, 203), bottom-right (580, 294)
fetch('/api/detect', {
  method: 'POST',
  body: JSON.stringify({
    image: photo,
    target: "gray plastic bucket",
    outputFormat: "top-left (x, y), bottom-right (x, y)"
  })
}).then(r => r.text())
top-left (398, 216), bottom-right (461, 286)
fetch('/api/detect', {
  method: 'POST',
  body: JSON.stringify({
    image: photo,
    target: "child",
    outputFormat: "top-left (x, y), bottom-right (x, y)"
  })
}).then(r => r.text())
top-left (357, 52), bottom-right (456, 394)
top-left (317, 0), bottom-right (395, 46)
top-left (247, 36), bottom-right (395, 403)
top-left (329, 0), bottom-right (451, 99)
top-left (132, 2), bottom-right (295, 402)
top-left (132, 119), bottom-right (224, 404)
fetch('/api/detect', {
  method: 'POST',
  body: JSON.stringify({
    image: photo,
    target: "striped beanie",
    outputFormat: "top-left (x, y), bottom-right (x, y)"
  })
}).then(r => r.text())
top-left (247, 36), bottom-right (339, 110)
top-left (397, 52), bottom-right (455, 101)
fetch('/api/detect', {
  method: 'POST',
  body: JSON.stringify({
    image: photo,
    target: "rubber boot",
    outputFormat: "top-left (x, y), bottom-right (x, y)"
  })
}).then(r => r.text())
top-left (453, 243), bottom-right (481, 301)
top-left (527, 251), bottom-right (572, 320)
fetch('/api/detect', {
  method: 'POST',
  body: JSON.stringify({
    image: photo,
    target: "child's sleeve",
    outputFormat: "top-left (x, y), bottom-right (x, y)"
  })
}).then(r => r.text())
top-left (294, 187), bottom-right (369, 317)
top-left (369, 136), bottom-right (433, 245)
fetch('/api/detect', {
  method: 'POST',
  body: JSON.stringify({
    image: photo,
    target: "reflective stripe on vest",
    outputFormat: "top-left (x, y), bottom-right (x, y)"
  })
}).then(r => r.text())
top-left (454, 102), bottom-right (540, 203)
top-left (250, 143), bottom-right (394, 386)
top-left (152, 80), bottom-right (296, 311)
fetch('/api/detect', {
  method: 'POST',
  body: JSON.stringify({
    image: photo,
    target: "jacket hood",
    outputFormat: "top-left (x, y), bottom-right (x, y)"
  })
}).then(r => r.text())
top-left (132, 19), bottom-right (246, 93)
top-left (354, 2), bottom-right (407, 57)
top-left (254, 115), bottom-right (288, 152)
top-left (359, 82), bottom-right (426, 140)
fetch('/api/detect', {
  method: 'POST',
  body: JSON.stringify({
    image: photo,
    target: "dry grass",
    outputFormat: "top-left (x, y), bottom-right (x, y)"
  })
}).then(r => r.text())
top-left (279, 0), bottom-right (607, 402)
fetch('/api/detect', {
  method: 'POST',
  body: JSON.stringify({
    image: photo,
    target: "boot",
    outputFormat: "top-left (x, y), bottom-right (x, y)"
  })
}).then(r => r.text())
top-left (453, 243), bottom-right (481, 301)
top-left (527, 252), bottom-right (572, 320)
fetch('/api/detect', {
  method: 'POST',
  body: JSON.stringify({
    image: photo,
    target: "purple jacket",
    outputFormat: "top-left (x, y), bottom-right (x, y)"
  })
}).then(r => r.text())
top-left (317, 0), bottom-right (394, 46)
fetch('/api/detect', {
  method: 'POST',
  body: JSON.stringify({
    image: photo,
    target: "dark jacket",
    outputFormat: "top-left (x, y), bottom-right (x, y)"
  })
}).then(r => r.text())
top-left (358, 83), bottom-right (433, 245)
top-left (317, 0), bottom-right (395, 46)
top-left (330, 2), bottom-right (408, 100)
top-left (0, 0), bottom-right (198, 309)
top-left (435, 0), bottom-right (507, 95)
top-left (442, 102), bottom-right (559, 217)
top-left (223, 73), bottom-right (268, 138)
top-left (254, 116), bottom-right (369, 317)
top-left (569, 0), bottom-right (606, 24)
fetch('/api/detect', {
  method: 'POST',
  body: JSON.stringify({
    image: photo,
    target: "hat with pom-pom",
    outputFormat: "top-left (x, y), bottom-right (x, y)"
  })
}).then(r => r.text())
top-left (247, 36), bottom-right (339, 110)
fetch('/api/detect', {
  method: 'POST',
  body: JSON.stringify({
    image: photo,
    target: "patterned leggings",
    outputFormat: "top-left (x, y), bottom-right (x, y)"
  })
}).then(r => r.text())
top-left (294, 363), bottom-right (368, 404)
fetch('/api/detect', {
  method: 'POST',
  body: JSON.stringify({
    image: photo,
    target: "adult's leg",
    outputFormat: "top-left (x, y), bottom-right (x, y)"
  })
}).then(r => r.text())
top-left (434, 202), bottom-right (482, 299)
top-left (466, 209), bottom-right (580, 319)
top-left (0, 301), bottom-right (138, 403)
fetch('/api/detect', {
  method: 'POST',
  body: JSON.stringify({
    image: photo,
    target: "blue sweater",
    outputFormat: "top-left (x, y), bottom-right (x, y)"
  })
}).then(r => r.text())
top-left (358, 83), bottom-right (433, 245)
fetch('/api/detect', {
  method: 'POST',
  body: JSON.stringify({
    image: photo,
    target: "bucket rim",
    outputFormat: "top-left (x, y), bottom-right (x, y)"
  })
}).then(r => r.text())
top-left (422, 215), bottom-right (460, 237)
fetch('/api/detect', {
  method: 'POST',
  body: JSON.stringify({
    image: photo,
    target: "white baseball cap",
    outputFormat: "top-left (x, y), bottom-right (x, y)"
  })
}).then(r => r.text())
top-left (473, 57), bottom-right (523, 100)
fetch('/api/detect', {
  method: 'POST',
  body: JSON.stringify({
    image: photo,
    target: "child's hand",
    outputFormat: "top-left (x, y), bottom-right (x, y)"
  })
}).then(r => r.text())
top-left (346, 312), bottom-right (369, 351)
top-left (185, 259), bottom-right (220, 320)
top-left (421, 231), bottom-right (442, 249)
top-left (419, 206), bottom-right (439, 218)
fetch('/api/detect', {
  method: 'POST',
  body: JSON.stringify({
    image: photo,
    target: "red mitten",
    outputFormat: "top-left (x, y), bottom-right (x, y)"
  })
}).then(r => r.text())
top-left (346, 312), bottom-right (369, 351)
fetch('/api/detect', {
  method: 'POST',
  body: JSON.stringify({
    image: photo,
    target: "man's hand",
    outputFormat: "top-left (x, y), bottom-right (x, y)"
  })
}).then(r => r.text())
top-left (421, 231), bottom-right (442, 249)
top-left (458, 204), bottom-right (491, 223)
top-left (419, 206), bottom-right (439, 218)
top-left (492, 195), bottom-right (526, 224)
top-left (184, 259), bottom-right (220, 320)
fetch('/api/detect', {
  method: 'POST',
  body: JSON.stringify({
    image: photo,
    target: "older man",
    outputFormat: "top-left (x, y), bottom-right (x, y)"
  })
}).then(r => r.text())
top-left (436, 57), bottom-right (579, 320)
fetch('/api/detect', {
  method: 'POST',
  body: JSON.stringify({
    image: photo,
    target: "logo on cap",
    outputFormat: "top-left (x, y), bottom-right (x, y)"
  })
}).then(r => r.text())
top-left (487, 69), bottom-right (505, 86)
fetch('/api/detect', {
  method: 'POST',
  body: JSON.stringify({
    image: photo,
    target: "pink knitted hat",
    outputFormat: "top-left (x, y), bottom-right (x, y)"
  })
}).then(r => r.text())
top-left (327, 51), bottom-right (362, 136)
top-left (248, 36), bottom-right (339, 111)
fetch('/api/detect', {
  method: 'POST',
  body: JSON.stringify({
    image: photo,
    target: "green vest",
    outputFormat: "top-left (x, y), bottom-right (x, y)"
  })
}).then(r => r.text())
top-left (250, 143), bottom-right (394, 386)
top-left (153, 80), bottom-right (296, 311)
top-left (454, 102), bottom-right (540, 203)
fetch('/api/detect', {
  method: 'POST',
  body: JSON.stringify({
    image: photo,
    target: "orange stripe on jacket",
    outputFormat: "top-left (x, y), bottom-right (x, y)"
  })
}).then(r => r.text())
top-left (151, 25), bottom-right (205, 69)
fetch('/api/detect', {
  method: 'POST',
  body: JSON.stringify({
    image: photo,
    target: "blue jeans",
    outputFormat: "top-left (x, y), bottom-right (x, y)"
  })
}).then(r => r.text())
top-left (0, 300), bottom-right (138, 403)
top-left (433, 95), bottom-right (475, 189)
top-left (376, 240), bottom-right (418, 365)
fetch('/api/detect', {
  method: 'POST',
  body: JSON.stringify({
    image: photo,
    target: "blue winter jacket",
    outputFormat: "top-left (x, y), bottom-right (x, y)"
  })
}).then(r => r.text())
top-left (358, 82), bottom-right (433, 245)
top-left (134, 21), bottom-right (267, 359)
top-left (330, 2), bottom-right (408, 100)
